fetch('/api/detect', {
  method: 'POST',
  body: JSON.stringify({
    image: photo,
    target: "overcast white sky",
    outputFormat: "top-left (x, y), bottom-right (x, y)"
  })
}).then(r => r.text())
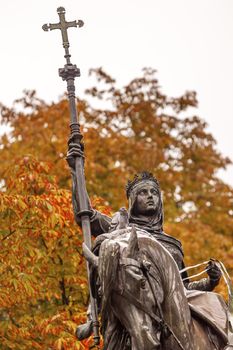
top-left (0, 0), bottom-right (232, 186)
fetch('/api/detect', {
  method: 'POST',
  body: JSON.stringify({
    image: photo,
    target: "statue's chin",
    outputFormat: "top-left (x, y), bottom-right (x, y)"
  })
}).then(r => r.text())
top-left (136, 208), bottom-right (157, 217)
top-left (146, 209), bottom-right (157, 217)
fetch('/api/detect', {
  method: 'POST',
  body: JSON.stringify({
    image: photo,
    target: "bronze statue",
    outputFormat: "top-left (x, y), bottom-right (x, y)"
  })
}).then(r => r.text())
top-left (42, 7), bottom-right (233, 349)
top-left (67, 146), bottom-right (233, 349)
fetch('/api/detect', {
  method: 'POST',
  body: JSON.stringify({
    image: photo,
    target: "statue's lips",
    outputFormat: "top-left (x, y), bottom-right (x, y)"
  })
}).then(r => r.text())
top-left (147, 201), bottom-right (155, 205)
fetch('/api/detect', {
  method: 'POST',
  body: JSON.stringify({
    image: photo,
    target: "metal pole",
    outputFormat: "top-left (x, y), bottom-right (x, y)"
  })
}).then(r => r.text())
top-left (43, 7), bottom-right (100, 345)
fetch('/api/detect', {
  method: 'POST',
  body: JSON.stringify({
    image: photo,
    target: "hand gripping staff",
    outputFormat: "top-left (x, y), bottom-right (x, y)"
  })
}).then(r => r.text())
top-left (42, 7), bottom-right (100, 346)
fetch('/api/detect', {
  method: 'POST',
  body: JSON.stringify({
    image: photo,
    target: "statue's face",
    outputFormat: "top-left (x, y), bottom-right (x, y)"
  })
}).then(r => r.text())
top-left (134, 183), bottom-right (160, 216)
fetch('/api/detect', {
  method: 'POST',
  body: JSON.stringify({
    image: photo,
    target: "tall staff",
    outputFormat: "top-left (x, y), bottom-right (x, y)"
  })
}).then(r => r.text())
top-left (42, 7), bottom-right (100, 345)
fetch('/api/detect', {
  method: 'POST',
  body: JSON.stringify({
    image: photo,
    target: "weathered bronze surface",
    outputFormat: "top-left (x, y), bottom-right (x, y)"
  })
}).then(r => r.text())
top-left (68, 161), bottom-right (233, 348)
top-left (42, 6), bottom-right (233, 349)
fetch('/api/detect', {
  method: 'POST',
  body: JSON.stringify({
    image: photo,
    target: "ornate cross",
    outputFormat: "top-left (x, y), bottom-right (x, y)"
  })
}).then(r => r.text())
top-left (42, 7), bottom-right (84, 64)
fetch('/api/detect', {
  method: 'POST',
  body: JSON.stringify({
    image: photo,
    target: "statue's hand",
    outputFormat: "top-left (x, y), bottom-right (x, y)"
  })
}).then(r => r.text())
top-left (206, 260), bottom-right (222, 285)
top-left (66, 138), bottom-right (85, 169)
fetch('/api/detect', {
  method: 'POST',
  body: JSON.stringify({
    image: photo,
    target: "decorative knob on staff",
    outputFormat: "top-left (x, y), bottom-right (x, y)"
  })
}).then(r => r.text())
top-left (42, 7), bottom-right (100, 346)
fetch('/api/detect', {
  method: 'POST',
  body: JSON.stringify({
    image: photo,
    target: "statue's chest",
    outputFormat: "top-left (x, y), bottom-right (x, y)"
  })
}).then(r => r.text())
top-left (158, 241), bottom-right (184, 270)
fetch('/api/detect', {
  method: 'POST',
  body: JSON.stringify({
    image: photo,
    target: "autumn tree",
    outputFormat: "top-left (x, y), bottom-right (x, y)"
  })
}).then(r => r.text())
top-left (0, 155), bottom-right (110, 349)
top-left (0, 68), bottom-right (232, 349)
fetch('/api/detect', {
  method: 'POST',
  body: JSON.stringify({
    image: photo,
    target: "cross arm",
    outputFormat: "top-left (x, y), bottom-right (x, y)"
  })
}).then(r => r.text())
top-left (42, 20), bottom-right (84, 32)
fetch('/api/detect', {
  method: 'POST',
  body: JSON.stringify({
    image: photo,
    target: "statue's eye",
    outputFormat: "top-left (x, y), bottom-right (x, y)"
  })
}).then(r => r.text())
top-left (139, 189), bottom-right (147, 195)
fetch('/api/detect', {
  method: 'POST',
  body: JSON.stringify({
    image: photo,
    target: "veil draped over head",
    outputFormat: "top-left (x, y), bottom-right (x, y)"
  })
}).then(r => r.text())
top-left (108, 172), bottom-right (183, 259)
top-left (126, 173), bottom-right (184, 271)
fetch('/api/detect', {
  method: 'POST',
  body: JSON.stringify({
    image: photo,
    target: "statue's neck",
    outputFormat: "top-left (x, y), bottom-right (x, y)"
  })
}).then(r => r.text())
top-left (133, 210), bottom-right (160, 222)
top-left (136, 213), bottom-right (156, 220)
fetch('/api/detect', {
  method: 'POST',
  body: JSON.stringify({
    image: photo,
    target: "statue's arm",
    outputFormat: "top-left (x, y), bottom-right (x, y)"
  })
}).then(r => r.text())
top-left (185, 278), bottom-right (219, 292)
top-left (70, 168), bottom-right (111, 237)
top-left (184, 261), bottom-right (221, 292)
top-left (67, 140), bottom-right (111, 237)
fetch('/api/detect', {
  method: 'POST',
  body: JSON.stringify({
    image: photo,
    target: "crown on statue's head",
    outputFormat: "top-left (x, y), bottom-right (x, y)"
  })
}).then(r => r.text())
top-left (126, 171), bottom-right (160, 198)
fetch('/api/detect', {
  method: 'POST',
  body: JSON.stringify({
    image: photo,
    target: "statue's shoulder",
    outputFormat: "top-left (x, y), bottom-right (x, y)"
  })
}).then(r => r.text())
top-left (154, 231), bottom-right (184, 256)
top-left (162, 232), bottom-right (182, 245)
top-left (89, 210), bottom-right (112, 237)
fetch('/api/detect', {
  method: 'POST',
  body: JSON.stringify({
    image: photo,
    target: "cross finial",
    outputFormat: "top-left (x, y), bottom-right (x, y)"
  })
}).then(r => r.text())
top-left (42, 7), bottom-right (84, 64)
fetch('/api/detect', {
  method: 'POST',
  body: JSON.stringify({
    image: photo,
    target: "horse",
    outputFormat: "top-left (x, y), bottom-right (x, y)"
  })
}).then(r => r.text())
top-left (83, 226), bottom-right (233, 350)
